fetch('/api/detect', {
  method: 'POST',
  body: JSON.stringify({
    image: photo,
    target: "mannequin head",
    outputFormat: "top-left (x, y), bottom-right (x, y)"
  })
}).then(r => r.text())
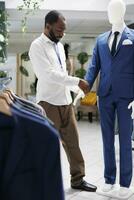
top-left (108, 0), bottom-right (126, 25)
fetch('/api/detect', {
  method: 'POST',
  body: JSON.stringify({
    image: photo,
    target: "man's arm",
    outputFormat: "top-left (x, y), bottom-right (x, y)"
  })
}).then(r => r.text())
top-left (29, 42), bottom-right (86, 88)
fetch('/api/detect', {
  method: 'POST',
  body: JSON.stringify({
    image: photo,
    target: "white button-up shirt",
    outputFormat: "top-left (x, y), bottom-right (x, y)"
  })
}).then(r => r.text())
top-left (29, 33), bottom-right (80, 105)
top-left (108, 23), bottom-right (126, 50)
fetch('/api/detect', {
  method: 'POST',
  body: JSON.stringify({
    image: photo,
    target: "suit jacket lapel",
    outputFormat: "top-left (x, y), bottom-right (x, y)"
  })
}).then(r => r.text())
top-left (115, 27), bottom-right (130, 56)
top-left (104, 31), bottom-right (112, 57)
top-left (3, 114), bottom-right (28, 187)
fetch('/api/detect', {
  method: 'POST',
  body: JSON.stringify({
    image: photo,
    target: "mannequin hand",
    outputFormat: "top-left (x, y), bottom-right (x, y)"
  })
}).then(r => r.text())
top-left (73, 89), bottom-right (85, 106)
top-left (128, 100), bottom-right (134, 119)
top-left (78, 79), bottom-right (90, 94)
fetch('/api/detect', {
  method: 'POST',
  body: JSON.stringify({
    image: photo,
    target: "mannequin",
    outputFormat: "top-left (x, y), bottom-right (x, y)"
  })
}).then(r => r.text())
top-left (109, 0), bottom-right (134, 119)
top-left (84, 0), bottom-right (134, 199)
top-left (108, 0), bottom-right (126, 27)
top-left (108, 4), bottom-right (134, 197)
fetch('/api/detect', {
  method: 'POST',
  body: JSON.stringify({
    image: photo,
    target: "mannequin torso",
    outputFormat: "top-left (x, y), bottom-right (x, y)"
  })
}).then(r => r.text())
top-left (107, 0), bottom-right (134, 118)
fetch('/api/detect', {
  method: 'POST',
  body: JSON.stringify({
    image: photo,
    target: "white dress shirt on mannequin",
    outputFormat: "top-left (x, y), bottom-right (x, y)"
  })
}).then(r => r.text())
top-left (108, 23), bottom-right (126, 50)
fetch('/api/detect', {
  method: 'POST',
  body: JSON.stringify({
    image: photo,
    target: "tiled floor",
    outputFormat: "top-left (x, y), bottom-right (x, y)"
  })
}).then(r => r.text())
top-left (60, 118), bottom-right (134, 200)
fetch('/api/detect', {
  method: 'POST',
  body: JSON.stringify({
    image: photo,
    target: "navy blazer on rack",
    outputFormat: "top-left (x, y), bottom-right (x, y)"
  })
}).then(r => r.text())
top-left (0, 108), bottom-right (64, 200)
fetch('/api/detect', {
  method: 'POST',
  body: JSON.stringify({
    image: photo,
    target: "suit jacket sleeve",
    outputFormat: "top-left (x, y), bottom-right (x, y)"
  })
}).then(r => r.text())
top-left (85, 38), bottom-right (100, 89)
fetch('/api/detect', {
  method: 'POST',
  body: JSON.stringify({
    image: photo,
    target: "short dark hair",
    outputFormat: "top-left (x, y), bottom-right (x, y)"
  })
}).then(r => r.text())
top-left (45, 10), bottom-right (65, 27)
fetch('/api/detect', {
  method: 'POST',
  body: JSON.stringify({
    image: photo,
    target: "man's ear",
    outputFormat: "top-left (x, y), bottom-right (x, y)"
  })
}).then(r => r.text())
top-left (46, 23), bottom-right (51, 30)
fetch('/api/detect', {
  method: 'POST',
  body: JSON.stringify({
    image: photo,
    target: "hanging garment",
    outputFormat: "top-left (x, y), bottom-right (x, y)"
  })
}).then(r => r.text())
top-left (0, 90), bottom-right (64, 200)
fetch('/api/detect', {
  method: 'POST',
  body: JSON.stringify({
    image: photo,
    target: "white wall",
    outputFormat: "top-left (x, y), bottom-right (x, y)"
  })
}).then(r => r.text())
top-left (21, 60), bottom-right (35, 96)
top-left (5, 0), bottom-right (108, 10)
top-left (124, 0), bottom-right (134, 4)
top-left (6, 0), bottom-right (134, 10)
top-left (42, 0), bottom-right (110, 11)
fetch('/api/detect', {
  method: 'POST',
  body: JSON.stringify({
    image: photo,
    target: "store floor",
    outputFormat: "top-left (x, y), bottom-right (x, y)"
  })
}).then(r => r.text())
top-left (60, 119), bottom-right (134, 200)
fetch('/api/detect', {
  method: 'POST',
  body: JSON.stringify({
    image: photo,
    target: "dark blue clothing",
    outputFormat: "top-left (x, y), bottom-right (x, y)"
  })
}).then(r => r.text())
top-left (0, 114), bottom-right (13, 195)
top-left (0, 108), bottom-right (64, 200)
top-left (85, 27), bottom-right (134, 187)
top-left (85, 27), bottom-right (134, 99)
top-left (99, 94), bottom-right (133, 187)
top-left (11, 103), bottom-right (54, 129)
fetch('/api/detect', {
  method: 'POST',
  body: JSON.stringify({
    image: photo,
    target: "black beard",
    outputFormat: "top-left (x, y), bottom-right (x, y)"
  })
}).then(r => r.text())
top-left (48, 30), bottom-right (60, 43)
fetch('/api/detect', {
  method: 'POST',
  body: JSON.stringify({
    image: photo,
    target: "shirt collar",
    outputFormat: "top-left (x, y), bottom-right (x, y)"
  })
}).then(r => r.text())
top-left (40, 33), bottom-right (55, 44)
top-left (112, 23), bottom-right (126, 35)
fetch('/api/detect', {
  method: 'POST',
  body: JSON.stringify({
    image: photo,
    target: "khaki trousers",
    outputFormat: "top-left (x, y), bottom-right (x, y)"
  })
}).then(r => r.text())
top-left (38, 101), bottom-right (85, 185)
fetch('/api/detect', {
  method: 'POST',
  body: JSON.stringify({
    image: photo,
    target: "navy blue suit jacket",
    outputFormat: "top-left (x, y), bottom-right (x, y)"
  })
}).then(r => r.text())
top-left (85, 27), bottom-right (134, 98)
top-left (0, 109), bottom-right (64, 200)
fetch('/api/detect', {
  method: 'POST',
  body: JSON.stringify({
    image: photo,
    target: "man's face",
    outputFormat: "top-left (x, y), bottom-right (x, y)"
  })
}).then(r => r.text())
top-left (48, 17), bottom-right (66, 43)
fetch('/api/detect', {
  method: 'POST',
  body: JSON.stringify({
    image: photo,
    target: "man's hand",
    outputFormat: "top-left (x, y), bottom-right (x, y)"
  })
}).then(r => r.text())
top-left (128, 100), bottom-right (134, 119)
top-left (78, 79), bottom-right (90, 94)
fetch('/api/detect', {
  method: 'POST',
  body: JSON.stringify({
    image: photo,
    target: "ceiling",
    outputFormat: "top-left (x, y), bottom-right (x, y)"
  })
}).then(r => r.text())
top-left (6, 3), bottom-right (134, 55)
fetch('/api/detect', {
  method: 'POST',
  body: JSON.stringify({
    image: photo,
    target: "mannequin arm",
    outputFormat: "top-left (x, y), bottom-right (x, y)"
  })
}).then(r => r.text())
top-left (128, 100), bottom-right (134, 119)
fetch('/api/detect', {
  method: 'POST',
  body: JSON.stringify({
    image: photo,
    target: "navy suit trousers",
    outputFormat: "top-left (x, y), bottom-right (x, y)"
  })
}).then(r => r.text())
top-left (99, 93), bottom-right (133, 187)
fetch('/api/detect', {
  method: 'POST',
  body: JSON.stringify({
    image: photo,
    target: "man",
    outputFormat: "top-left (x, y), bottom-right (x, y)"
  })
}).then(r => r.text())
top-left (29, 10), bottom-right (97, 192)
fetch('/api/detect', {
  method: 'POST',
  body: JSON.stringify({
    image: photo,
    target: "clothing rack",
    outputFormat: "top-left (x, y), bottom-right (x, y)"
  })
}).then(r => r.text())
top-left (0, 76), bottom-right (54, 124)
top-left (0, 76), bottom-right (64, 200)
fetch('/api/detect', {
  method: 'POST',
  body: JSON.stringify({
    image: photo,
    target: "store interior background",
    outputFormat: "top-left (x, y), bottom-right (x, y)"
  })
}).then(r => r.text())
top-left (1, 0), bottom-right (133, 101)
top-left (1, 1), bottom-right (134, 199)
